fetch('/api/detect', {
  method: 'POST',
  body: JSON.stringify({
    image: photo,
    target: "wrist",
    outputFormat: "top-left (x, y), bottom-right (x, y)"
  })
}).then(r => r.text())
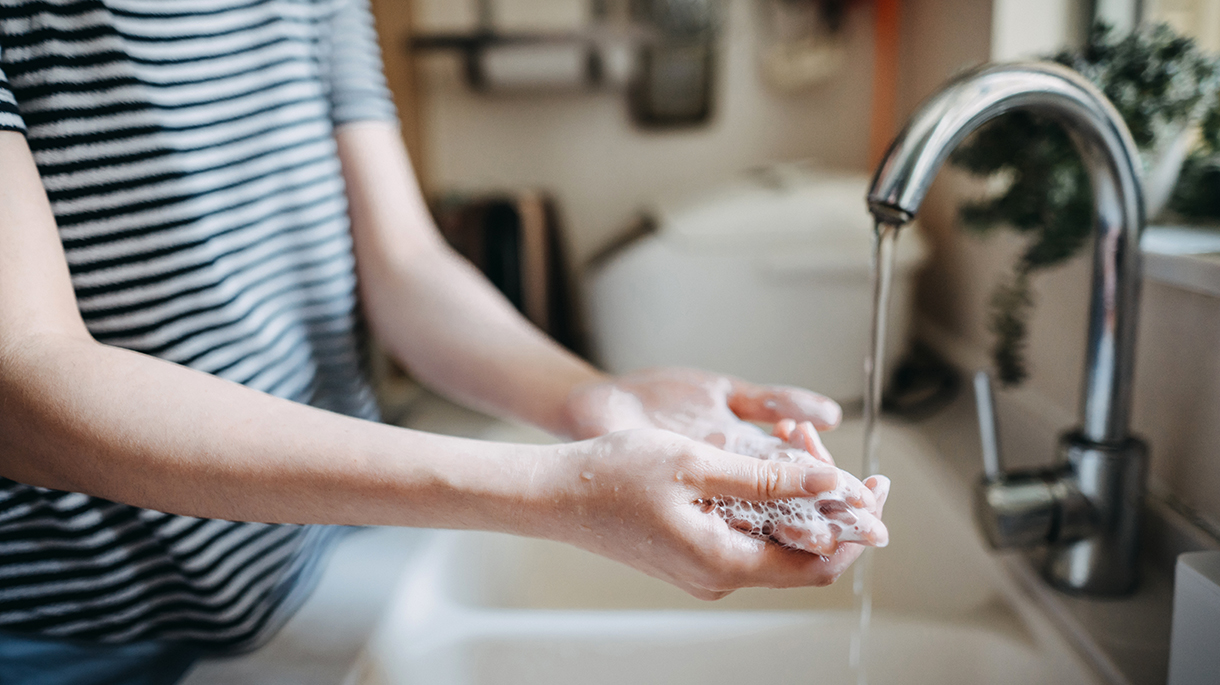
top-left (434, 437), bottom-right (591, 542)
top-left (555, 370), bottom-right (615, 441)
top-left (491, 439), bottom-right (590, 542)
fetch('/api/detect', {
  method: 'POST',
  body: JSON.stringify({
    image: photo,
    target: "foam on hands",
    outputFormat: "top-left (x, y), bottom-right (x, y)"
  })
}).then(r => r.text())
top-left (703, 419), bottom-right (890, 557)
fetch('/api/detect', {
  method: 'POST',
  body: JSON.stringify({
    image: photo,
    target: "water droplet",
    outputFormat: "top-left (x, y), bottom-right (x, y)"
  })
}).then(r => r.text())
top-left (580, 471), bottom-right (594, 481)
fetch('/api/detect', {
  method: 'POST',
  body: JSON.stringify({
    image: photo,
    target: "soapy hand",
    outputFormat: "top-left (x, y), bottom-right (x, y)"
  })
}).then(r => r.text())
top-left (551, 427), bottom-right (889, 600)
top-left (563, 367), bottom-right (843, 457)
top-left (563, 368), bottom-right (888, 549)
top-left (704, 418), bottom-right (890, 556)
top-left (554, 368), bottom-right (889, 597)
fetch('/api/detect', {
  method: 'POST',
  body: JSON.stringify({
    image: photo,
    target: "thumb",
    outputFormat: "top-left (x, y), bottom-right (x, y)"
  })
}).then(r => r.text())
top-left (698, 452), bottom-right (839, 502)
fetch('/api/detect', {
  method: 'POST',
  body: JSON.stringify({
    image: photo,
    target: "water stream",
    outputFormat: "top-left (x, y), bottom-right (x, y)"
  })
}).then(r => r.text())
top-left (850, 220), bottom-right (902, 685)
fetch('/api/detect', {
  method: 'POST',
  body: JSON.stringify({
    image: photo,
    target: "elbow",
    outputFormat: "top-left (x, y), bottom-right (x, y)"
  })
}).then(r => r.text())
top-left (0, 331), bottom-right (99, 493)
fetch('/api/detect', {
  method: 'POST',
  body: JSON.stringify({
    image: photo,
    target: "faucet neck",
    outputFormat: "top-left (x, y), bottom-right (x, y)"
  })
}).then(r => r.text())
top-left (868, 62), bottom-right (1145, 444)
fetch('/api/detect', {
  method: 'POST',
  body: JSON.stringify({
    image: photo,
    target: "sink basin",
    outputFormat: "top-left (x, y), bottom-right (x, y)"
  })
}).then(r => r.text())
top-left (353, 421), bottom-right (1103, 685)
top-left (363, 611), bottom-right (1060, 685)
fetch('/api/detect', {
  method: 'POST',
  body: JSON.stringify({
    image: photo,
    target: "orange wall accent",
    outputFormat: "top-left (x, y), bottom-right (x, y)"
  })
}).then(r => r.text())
top-left (868, 0), bottom-right (902, 168)
top-left (369, 0), bottom-right (427, 188)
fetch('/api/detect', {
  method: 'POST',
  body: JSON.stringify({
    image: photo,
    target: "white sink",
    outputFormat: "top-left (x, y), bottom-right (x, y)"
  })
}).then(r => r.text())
top-left (352, 421), bottom-right (1104, 685)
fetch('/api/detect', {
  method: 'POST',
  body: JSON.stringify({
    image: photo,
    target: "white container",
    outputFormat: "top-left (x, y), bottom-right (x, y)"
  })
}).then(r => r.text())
top-left (586, 167), bottom-right (926, 404)
top-left (1168, 551), bottom-right (1220, 685)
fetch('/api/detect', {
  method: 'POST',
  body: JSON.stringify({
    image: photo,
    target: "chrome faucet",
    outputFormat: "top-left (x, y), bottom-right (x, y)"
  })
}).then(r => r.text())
top-left (866, 63), bottom-right (1147, 595)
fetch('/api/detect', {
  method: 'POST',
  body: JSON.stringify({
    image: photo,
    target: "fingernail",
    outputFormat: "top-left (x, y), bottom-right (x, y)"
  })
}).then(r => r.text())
top-left (798, 396), bottom-right (842, 427)
top-left (866, 475), bottom-right (891, 497)
top-left (867, 475), bottom-right (891, 507)
top-left (802, 466), bottom-right (838, 494)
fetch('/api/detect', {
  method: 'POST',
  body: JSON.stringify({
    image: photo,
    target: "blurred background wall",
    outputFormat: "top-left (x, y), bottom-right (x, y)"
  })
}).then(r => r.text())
top-left (405, 0), bottom-right (876, 265)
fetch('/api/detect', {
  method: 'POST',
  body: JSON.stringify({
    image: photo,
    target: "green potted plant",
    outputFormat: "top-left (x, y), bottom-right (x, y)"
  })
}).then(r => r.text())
top-left (950, 23), bottom-right (1220, 385)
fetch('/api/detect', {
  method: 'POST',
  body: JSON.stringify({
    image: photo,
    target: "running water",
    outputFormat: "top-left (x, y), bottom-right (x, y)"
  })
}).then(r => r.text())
top-left (850, 220), bottom-right (902, 685)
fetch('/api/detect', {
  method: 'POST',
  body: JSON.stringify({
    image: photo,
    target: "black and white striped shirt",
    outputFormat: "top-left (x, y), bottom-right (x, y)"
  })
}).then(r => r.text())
top-left (0, 0), bottom-right (395, 648)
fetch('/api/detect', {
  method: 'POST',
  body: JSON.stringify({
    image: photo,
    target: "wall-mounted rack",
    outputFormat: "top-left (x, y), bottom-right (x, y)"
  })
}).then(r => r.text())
top-left (408, 0), bottom-right (724, 128)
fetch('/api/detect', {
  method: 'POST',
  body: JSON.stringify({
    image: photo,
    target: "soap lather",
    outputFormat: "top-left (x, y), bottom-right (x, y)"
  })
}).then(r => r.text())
top-left (702, 418), bottom-right (890, 557)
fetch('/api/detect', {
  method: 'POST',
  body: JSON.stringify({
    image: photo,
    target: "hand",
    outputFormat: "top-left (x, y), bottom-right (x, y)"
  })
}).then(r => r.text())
top-left (562, 368), bottom-right (843, 457)
top-left (707, 418), bottom-right (890, 556)
top-left (545, 428), bottom-right (887, 600)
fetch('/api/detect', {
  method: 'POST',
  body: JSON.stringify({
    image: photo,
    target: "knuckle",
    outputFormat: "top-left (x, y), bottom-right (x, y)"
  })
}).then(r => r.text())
top-left (758, 463), bottom-right (785, 500)
top-left (671, 449), bottom-right (704, 484)
top-left (673, 448), bottom-right (700, 471)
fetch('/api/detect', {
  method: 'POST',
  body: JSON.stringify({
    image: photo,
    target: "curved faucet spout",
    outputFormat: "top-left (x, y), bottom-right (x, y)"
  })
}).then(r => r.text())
top-left (868, 62), bottom-right (1145, 445)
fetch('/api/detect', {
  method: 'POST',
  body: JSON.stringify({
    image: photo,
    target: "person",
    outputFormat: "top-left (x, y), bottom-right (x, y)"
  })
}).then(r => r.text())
top-left (0, 1), bottom-right (888, 682)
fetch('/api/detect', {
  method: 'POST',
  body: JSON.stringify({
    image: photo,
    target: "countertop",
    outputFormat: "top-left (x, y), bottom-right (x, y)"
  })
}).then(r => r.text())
top-left (1143, 225), bottom-right (1220, 298)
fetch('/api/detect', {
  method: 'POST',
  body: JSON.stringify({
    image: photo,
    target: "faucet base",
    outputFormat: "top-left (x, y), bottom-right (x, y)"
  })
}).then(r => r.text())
top-left (1043, 434), bottom-right (1148, 596)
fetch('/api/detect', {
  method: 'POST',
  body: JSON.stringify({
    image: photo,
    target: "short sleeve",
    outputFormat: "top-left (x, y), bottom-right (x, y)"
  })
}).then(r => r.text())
top-left (322, 0), bottom-right (398, 126)
top-left (0, 46), bottom-right (27, 134)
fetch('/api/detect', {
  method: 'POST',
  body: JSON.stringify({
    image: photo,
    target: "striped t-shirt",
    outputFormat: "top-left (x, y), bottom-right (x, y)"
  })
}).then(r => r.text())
top-left (0, 0), bottom-right (395, 649)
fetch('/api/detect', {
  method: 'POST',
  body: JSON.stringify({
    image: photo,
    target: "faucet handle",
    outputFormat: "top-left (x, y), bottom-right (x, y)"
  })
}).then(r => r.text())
top-left (971, 370), bottom-right (1092, 551)
top-left (972, 370), bottom-right (1003, 480)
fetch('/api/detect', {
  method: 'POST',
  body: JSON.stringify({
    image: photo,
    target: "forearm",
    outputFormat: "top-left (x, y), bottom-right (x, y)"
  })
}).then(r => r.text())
top-left (364, 243), bottom-right (602, 434)
top-left (336, 122), bottom-right (604, 436)
top-left (0, 331), bottom-right (561, 534)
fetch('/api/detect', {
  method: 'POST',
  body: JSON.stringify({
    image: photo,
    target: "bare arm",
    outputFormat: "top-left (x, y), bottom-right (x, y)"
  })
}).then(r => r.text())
top-left (0, 133), bottom-right (561, 532)
top-left (336, 121), bottom-right (603, 437)
top-left (0, 126), bottom-right (865, 597)
top-left (335, 122), bottom-right (845, 442)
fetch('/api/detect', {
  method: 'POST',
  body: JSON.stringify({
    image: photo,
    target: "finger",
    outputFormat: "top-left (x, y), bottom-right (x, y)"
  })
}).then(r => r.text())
top-left (772, 521), bottom-right (838, 556)
top-left (862, 515), bottom-right (890, 547)
top-left (772, 418), bottom-right (797, 442)
top-left (714, 531), bottom-right (866, 589)
top-left (835, 468), bottom-right (877, 512)
top-left (695, 450), bottom-right (839, 501)
top-left (727, 381), bottom-right (842, 430)
top-left (865, 475), bottom-right (890, 515)
top-left (789, 421), bottom-right (835, 465)
top-left (842, 504), bottom-right (889, 547)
